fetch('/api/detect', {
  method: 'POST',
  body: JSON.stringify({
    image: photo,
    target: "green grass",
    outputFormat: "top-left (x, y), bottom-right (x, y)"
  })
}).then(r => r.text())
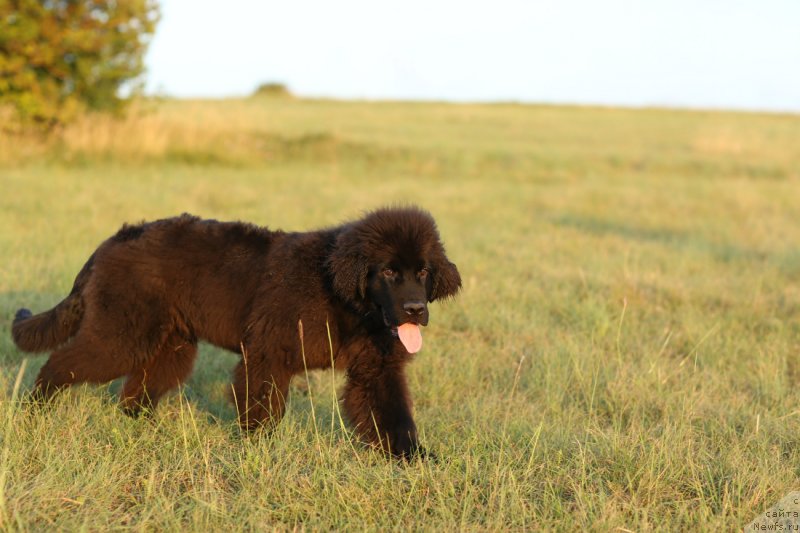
top-left (1, 97), bottom-right (799, 531)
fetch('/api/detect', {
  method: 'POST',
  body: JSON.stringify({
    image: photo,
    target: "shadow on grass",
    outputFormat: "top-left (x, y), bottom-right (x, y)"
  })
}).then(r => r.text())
top-left (551, 213), bottom-right (772, 264)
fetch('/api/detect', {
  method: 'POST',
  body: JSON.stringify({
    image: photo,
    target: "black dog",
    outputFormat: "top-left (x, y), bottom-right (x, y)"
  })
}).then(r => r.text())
top-left (12, 206), bottom-right (461, 458)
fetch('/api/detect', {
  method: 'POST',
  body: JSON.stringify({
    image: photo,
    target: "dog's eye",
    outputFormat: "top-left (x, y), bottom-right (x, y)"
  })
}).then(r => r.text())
top-left (382, 268), bottom-right (395, 278)
top-left (418, 268), bottom-right (429, 279)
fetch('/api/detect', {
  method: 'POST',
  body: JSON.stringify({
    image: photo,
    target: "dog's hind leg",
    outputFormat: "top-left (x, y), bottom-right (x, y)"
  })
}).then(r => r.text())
top-left (33, 333), bottom-right (131, 401)
top-left (120, 333), bottom-right (198, 417)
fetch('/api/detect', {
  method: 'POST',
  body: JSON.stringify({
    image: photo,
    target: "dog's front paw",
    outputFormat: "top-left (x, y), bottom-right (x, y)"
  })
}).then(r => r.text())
top-left (385, 424), bottom-right (418, 459)
top-left (385, 426), bottom-right (437, 462)
top-left (411, 445), bottom-right (438, 462)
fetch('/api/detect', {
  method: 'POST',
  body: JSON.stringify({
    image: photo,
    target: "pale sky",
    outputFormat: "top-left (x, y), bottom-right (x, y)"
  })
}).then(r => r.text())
top-left (145, 0), bottom-right (800, 112)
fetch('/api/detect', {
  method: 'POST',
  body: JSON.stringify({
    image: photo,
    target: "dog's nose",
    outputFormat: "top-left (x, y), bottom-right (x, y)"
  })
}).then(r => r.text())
top-left (403, 302), bottom-right (426, 317)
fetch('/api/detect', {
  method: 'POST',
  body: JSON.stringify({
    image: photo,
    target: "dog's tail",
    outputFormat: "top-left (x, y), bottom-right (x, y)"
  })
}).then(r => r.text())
top-left (12, 254), bottom-right (94, 353)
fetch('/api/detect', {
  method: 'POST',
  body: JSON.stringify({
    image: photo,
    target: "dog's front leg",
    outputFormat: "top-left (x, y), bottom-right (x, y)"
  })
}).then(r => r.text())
top-left (232, 352), bottom-right (292, 432)
top-left (342, 359), bottom-right (423, 459)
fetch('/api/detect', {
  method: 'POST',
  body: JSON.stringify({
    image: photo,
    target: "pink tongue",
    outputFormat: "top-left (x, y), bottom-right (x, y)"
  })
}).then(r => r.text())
top-left (397, 323), bottom-right (422, 353)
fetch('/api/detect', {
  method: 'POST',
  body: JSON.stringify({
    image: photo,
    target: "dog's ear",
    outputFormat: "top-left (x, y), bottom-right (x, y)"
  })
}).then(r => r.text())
top-left (327, 229), bottom-right (368, 302)
top-left (429, 248), bottom-right (461, 302)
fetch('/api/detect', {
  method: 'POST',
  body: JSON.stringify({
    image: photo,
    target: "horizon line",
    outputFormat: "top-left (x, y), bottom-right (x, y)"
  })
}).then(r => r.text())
top-left (140, 91), bottom-right (800, 117)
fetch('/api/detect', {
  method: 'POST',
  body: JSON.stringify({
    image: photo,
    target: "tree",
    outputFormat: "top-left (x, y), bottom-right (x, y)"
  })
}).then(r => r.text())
top-left (0, 0), bottom-right (159, 126)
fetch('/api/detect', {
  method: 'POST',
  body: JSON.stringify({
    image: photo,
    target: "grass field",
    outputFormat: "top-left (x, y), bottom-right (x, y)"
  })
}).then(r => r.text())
top-left (1, 97), bottom-right (799, 531)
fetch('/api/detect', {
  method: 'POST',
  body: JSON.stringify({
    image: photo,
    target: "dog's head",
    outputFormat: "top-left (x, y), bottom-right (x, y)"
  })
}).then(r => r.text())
top-left (327, 206), bottom-right (461, 353)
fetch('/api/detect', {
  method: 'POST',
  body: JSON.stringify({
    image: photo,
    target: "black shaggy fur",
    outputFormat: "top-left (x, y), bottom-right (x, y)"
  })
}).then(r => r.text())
top-left (11, 206), bottom-right (461, 458)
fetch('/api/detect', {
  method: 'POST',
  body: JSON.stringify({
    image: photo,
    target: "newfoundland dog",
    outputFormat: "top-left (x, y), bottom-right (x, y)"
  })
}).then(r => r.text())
top-left (12, 206), bottom-right (461, 458)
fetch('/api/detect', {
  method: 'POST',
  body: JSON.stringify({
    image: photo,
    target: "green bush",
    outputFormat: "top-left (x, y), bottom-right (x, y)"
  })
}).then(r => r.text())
top-left (0, 0), bottom-right (159, 127)
top-left (252, 82), bottom-right (292, 98)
